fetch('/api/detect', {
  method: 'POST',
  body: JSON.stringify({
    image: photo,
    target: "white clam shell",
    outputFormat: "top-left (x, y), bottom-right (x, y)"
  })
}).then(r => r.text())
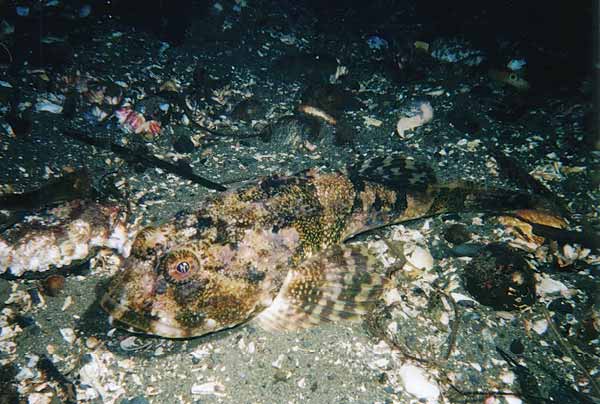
top-left (399, 364), bottom-right (440, 401)
top-left (406, 244), bottom-right (434, 271)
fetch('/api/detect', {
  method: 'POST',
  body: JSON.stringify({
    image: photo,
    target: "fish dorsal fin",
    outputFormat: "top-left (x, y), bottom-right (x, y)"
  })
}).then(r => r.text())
top-left (349, 154), bottom-right (437, 192)
top-left (252, 244), bottom-right (388, 332)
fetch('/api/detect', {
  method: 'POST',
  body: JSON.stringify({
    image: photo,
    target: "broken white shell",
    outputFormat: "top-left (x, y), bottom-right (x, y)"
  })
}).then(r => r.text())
top-left (396, 101), bottom-right (434, 138)
top-left (59, 328), bottom-right (76, 344)
top-left (191, 381), bottom-right (226, 396)
top-left (532, 319), bottom-right (548, 335)
top-left (537, 275), bottom-right (568, 296)
top-left (398, 364), bottom-right (440, 401)
top-left (35, 101), bottom-right (63, 114)
top-left (119, 336), bottom-right (152, 352)
top-left (406, 245), bottom-right (434, 271)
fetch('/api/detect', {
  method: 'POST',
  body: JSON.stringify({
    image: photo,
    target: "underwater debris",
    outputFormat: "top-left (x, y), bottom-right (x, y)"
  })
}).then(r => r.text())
top-left (497, 209), bottom-right (567, 247)
top-left (231, 98), bottom-right (265, 122)
top-left (396, 100), bottom-right (433, 138)
top-left (367, 36), bottom-right (389, 50)
top-left (41, 274), bottom-right (65, 297)
top-left (297, 104), bottom-right (337, 125)
top-left (430, 37), bottom-right (485, 66)
top-left (190, 381), bottom-right (226, 396)
top-left (260, 115), bottom-right (321, 150)
top-left (403, 243), bottom-right (434, 272)
top-left (63, 129), bottom-right (226, 191)
top-left (490, 149), bottom-right (569, 216)
top-left (497, 209), bottom-right (600, 251)
top-left (398, 363), bottom-right (440, 402)
top-left (34, 99), bottom-right (64, 114)
top-left (462, 243), bottom-right (536, 311)
top-left (77, 351), bottom-right (124, 402)
top-left (491, 147), bottom-right (600, 251)
top-left (0, 169), bottom-right (93, 211)
top-left (36, 354), bottom-right (77, 404)
top-left (119, 336), bottom-right (152, 352)
top-left (0, 199), bottom-right (129, 276)
top-left (115, 107), bottom-right (161, 140)
top-left (443, 223), bottom-right (472, 245)
top-left (489, 69), bottom-right (530, 91)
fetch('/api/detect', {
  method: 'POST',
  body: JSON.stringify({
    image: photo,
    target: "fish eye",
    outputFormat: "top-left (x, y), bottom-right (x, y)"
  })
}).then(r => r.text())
top-left (162, 249), bottom-right (199, 284)
top-left (177, 261), bottom-right (190, 274)
top-left (509, 73), bottom-right (518, 81)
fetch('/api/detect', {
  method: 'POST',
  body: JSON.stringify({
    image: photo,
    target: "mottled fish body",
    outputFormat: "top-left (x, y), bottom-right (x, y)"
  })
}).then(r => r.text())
top-left (100, 156), bottom-right (543, 337)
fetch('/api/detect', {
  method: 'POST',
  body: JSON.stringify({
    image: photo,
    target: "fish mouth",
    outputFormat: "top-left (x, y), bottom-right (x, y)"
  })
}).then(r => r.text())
top-left (100, 292), bottom-right (191, 339)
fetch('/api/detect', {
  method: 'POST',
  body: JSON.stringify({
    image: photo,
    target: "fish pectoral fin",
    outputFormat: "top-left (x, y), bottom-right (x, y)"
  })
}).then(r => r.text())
top-left (252, 244), bottom-right (389, 332)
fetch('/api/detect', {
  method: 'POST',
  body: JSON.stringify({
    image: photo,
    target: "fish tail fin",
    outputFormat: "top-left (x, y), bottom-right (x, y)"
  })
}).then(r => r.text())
top-left (346, 154), bottom-right (556, 222)
top-left (428, 180), bottom-right (556, 216)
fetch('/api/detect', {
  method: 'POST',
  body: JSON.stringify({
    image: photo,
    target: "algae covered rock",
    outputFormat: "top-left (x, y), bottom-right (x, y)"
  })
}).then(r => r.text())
top-left (462, 243), bottom-right (536, 311)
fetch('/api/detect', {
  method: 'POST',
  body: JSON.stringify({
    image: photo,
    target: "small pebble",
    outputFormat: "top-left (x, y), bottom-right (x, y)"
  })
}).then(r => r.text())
top-left (509, 339), bottom-right (524, 355)
top-left (173, 135), bottom-right (195, 154)
top-left (548, 298), bottom-right (574, 314)
top-left (15, 315), bottom-right (35, 328)
top-left (85, 336), bottom-right (101, 349)
top-left (450, 243), bottom-right (483, 257)
top-left (60, 328), bottom-right (76, 344)
top-left (273, 369), bottom-right (290, 382)
top-left (28, 288), bottom-right (43, 305)
top-left (443, 223), bottom-right (472, 244)
top-left (532, 319), bottom-right (548, 335)
top-left (42, 275), bottom-right (65, 297)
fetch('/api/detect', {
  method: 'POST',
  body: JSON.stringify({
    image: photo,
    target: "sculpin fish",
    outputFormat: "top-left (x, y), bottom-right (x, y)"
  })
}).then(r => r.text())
top-left (99, 155), bottom-right (545, 338)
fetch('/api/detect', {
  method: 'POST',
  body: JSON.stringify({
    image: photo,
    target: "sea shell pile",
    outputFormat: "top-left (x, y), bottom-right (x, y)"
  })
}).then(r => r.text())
top-left (115, 107), bottom-right (161, 139)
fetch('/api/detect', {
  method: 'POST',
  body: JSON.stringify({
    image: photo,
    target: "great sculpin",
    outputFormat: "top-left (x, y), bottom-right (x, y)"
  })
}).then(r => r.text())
top-left (1, 156), bottom-right (548, 337)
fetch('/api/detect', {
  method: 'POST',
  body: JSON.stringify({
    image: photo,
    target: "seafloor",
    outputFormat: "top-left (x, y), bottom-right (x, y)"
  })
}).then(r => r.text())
top-left (0, 1), bottom-right (599, 404)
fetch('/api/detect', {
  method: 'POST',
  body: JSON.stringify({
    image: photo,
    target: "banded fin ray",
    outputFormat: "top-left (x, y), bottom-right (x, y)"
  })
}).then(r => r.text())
top-left (252, 244), bottom-right (388, 332)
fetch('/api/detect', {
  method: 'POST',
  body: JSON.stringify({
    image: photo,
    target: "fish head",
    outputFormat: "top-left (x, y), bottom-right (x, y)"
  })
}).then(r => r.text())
top-left (100, 223), bottom-right (263, 338)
